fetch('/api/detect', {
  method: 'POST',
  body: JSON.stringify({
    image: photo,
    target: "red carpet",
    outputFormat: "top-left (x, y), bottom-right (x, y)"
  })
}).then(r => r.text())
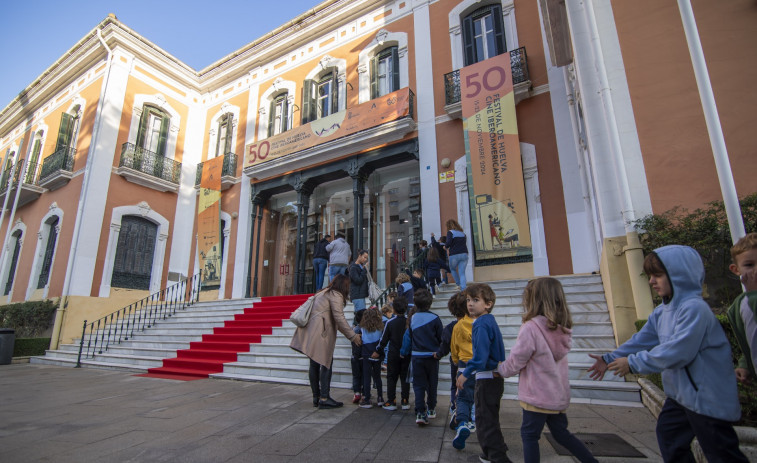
top-left (141, 294), bottom-right (310, 380)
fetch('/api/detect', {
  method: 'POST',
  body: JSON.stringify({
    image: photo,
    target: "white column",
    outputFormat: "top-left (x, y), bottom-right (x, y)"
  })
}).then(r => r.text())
top-left (413, 0), bottom-right (441, 240)
top-left (537, 3), bottom-right (599, 273)
top-left (454, 156), bottom-right (474, 283)
top-left (167, 90), bottom-right (205, 284)
top-left (521, 143), bottom-right (549, 276)
top-left (67, 52), bottom-right (131, 295)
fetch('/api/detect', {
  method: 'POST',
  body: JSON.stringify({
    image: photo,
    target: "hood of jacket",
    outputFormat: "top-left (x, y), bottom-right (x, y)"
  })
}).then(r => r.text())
top-left (654, 245), bottom-right (704, 307)
top-left (531, 315), bottom-right (571, 362)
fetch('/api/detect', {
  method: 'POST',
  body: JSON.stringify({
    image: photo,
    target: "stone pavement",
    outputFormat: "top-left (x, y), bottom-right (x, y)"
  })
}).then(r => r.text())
top-left (0, 364), bottom-right (662, 462)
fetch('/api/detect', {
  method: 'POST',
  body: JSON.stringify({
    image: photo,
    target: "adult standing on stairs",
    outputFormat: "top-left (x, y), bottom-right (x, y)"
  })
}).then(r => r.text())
top-left (349, 249), bottom-right (370, 403)
top-left (313, 233), bottom-right (331, 290)
top-left (326, 232), bottom-right (351, 282)
top-left (290, 274), bottom-right (362, 409)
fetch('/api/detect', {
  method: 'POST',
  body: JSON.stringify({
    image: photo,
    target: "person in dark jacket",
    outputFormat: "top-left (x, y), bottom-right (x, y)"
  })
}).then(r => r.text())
top-left (431, 233), bottom-right (449, 284)
top-left (445, 219), bottom-right (469, 290)
top-left (313, 234), bottom-right (331, 290)
top-left (372, 296), bottom-right (411, 410)
top-left (425, 246), bottom-right (450, 295)
top-left (349, 249), bottom-right (370, 403)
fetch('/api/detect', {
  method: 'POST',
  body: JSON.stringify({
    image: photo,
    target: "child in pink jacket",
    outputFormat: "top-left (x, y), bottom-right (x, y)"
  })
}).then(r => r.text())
top-left (497, 278), bottom-right (597, 463)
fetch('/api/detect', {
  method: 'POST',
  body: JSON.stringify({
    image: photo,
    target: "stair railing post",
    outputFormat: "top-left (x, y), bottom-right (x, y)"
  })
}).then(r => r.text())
top-left (76, 320), bottom-right (88, 367)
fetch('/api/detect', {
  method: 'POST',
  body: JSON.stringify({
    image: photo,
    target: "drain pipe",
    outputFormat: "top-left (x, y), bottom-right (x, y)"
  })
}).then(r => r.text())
top-left (677, 0), bottom-right (745, 244)
top-left (584, 0), bottom-right (653, 320)
top-left (51, 26), bottom-right (114, 350)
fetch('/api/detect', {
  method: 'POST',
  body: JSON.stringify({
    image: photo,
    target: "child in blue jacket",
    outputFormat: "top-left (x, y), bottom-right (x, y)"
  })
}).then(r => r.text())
top-left (589, 245), bottom-right (748, 463)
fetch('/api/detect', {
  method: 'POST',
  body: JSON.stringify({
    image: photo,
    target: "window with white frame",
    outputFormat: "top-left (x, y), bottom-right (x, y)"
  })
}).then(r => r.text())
top-left (37, 216), bottom-right (59, 289)
top-left (27, 130), bottom-right (44, 184)
top-left (372, 47), bottom-right (399, 99)
top-left (268, 93), bottom-right (290, 137)
top-left (4, 230), bottom-right (22, 296)
top-left (136, 105), bottom-right (170, 156)
top-left (215, 112), bottom-right (234, 157)
top-left (463, 4), bottom-right (507, 66)
top-left (302, 71), bottom-right (340, 124)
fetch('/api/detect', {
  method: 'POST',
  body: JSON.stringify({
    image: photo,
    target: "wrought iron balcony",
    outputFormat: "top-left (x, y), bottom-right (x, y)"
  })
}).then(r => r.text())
top-left (117, 142), bottom-right (181, 192)
top-left (0, 159), bottom-right (45, 206)
top-left (443, 47), bottom-right (531, 118)
top-left (195, 151), bottom-right (238, 190)
top-left (38, 146), bottom-right (76, 191)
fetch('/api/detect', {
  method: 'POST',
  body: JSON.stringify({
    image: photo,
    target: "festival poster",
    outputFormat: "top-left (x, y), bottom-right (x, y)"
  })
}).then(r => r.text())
top-left (245, 87), bottom-right (412, 168)
top-left (461, 54), bottom-right (532, 263)
top-left (198, 156), bottom-right (223, 286)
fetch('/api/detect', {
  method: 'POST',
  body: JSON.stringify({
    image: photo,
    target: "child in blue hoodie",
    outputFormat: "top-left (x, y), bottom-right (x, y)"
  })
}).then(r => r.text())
top-left (401, 288), bottom-right (442, 425)
top-left (589, 245), bottom-right (748, 463)
top-left (358, 307), bottom-right (384, 408)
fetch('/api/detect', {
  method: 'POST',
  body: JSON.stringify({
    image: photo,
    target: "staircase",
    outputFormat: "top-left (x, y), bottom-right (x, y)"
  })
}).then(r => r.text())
top-left (32, 274), bottom-right (641, 406)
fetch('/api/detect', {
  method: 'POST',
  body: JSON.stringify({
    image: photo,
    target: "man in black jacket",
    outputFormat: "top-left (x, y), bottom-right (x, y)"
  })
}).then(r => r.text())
top-left (313, 234), bottom-right (330, 289)
top-left (348, 249), bottom-right (370, 404)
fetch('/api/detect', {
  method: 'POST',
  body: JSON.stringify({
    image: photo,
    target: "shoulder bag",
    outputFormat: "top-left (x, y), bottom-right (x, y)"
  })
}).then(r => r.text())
top-left (367, 272), bottom-right (382, 302)
top-left (290, 292), bottom-right (320, 328)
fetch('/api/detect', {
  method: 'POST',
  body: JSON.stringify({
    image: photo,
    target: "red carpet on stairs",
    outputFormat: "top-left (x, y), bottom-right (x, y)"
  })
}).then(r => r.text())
top-left (140, 294), bottom-right (311, 380)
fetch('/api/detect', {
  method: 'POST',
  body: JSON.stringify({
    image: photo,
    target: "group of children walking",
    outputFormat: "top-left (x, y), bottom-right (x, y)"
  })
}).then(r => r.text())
top-left (346, 233), bottom-right (757, 463)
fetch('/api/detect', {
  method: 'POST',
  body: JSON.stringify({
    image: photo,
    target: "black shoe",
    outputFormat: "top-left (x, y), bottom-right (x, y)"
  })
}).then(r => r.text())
top-left (313, 395), bottom-right (320, 408)
top-left (319, 397), bottom-right (343, 409)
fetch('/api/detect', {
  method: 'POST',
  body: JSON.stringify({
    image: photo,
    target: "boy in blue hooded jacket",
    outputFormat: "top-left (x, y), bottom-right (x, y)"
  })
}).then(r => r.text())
top-left (588, 245), bottom-right (747, 463)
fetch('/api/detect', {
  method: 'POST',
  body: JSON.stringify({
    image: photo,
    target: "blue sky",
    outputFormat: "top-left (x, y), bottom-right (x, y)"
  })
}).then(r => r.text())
top-left (0, 0), bottom-right (324, 108)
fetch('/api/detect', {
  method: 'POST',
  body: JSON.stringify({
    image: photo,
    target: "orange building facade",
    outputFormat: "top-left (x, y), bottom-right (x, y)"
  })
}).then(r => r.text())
top-left (0, 0), bottom-right (754, 345)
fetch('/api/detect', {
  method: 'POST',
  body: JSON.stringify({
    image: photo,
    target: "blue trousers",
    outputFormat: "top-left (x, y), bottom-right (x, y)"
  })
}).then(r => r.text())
top-left (312, 258), bottom-right (327, 290)
top-left (455, 368), bottom-right (475, 424)
top-left (521, 409), bottom-right (597, 463)
top-left (448, 253), bottom-right (468, 290)
top-left (656, 398), bottom-right (748, 463)
top-left (329, 264), bottom-right (347, 281)
top-left (412, 356), bottom-right (439, 414)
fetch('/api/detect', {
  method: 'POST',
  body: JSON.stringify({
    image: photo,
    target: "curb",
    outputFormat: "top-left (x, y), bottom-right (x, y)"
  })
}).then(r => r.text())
top-left (639, 378), bottom-right (757, 461)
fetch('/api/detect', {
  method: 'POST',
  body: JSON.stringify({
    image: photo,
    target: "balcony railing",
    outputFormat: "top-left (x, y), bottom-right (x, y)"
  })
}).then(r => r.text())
top-left (119, 142), bottom-right (181, 184)
top-left (444, 47), bottom-right (530, 106)
top-left (195, 151), bottom-right (238, 186)
top-left (39, 146), bottom-right (76, 183)
top-left (0, 163), bottom-right (21, 193)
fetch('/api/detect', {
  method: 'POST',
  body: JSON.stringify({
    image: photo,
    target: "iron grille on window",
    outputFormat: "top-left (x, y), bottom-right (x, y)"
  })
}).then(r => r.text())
top-left (111, 216), bottom-right (158, 290)
top-left (37, 218), bottom-right (59, 289)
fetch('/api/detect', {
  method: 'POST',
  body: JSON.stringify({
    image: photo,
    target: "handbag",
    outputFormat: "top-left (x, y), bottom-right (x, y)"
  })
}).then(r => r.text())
top-left (290, 293), bottom-right (318, 328)
top-left (367, 272), bottom-right (382, 302)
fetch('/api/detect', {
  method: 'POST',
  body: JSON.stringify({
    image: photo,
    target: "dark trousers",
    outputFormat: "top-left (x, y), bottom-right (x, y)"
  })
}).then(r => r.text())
top-left (475, 377), bottom-right (509, 463)
top-left (521, 410), bottom-right (597, 463)
top-left (455, 369), bottom-right (475, 424)
top-left (386, 352), bottom-right (410, 402)
top-left (351, 341), bottom-right (363, 394)
top-left (656, 398), bottom-right (748, 463)
top-left (428, 276), bottom-right (441, 294)
top-left (308, 359), bottom-right (332, 399)
top-left (362, 358), bottom-right (383, 401)
top-left (412, 356), bottom-right (439, 414)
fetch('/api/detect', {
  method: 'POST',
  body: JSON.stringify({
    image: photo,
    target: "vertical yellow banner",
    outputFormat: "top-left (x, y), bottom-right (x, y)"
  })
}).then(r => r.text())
top-left (461, 54), bottom-right (532, 263)
top-left (198, 156), bottom-right (223, 285)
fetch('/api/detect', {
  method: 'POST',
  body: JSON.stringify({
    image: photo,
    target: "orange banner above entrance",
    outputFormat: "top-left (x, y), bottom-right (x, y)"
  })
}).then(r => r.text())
top-left (245, 87), bottom-right (413, 168)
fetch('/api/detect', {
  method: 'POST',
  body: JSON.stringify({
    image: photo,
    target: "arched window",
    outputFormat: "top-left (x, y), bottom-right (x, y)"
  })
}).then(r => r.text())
top-left (27, 131), bottom-right (44, 184)
top-left (371, 46), bottom-right (399, 99)
top-left (111, 215), bottom-right (158, 290)
top-left (136, 105), bottom-right (170, 156)
top-left (268, 93), bottom-right (290, 137)
top-left (215, 112), bottom-right (234, 158)
top-left (463, 4), bottom-right (507, 66)
top-left (54, 106), bottom-right (81, 155)
top-left (37, 216), bottom-right (59, 289)
top-left (4, 230), bottom-right (22, 296)
top-left (302, 71), bottom-right (340, 124)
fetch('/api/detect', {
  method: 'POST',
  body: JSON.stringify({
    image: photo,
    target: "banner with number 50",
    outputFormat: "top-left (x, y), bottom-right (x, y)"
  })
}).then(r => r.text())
top-left (461, 54), bottom-right (532, 263)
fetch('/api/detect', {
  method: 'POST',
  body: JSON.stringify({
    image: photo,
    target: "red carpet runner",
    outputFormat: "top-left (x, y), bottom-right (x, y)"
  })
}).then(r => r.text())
top-left (140, 294), bottom-right (311, 380)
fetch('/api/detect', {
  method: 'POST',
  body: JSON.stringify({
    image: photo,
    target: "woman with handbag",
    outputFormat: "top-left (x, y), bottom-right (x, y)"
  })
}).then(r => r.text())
top-left (290, 273), bottom-right (362, 409)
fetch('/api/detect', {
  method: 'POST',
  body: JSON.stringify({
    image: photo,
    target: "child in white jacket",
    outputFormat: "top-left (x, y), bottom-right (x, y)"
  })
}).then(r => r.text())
top-left (497, 277), bottom-right (597, 463)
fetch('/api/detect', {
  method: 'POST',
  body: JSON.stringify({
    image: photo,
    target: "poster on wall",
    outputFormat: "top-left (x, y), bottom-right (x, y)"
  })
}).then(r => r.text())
top-left (461, 53), bottom-right (532, 265)
top-left (245, 87), bottom-right (413, 168)
top-left (198, 156), bottom-right (223, 286)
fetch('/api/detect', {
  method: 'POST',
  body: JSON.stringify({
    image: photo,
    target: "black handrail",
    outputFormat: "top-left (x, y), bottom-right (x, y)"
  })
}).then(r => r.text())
top-left (76, 271), bottom-right (202, 367)
top-left (369, 251), bottom-right (429, 307)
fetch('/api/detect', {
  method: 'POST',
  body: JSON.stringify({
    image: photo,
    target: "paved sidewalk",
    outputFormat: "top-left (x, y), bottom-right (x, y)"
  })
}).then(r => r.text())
top-left (0, 364), bottom-right (662, 462)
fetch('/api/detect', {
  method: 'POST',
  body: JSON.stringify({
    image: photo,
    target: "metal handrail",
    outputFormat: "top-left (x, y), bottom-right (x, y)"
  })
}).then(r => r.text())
top-left (444, 47), bottom-right (530, 106)
top-left (195, 151), bottom-right (238, 186)
top-left (119, 142), bottom-right (182, 184)
top-left (76, 271), bottom-right (202, 367)
top-left (39, 146), bottom-right (76, 182)
top-left (369, 251), bottom-right (429, 307)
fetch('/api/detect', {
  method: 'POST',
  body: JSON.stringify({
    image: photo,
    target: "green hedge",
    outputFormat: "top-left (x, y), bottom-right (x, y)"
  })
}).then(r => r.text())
top-left (12, 337), bottom-right (51, 357)
top-left (0, 300), bottom-right (58, 338)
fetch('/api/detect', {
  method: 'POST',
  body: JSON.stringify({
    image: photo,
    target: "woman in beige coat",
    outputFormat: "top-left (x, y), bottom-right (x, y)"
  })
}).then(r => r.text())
top-left (290, 274), bottom-right (362, 409)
